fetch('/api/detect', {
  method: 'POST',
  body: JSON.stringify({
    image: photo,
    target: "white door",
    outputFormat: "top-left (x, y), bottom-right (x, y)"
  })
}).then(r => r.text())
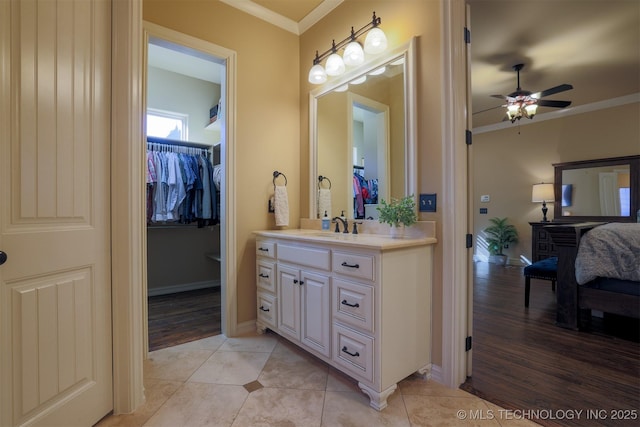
top-left (0, 1), bottom-right (113, 426)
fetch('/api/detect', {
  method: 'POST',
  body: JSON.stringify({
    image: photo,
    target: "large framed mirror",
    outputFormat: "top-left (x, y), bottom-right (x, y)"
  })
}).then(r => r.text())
top-left (553, 155), bottom-right (639, 222)
top-left (309, 38), bottom-right (417, 220)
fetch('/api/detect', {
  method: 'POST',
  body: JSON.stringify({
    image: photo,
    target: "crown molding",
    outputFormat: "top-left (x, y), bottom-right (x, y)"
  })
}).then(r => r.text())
top-left (473, 93), bottom-right (640, 134)
top-left (220, 0), bottom-right (343, 35)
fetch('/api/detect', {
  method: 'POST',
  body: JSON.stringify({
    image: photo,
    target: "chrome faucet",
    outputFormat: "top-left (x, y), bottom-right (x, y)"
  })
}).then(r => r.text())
top-left (332, 217), bottom-right (349, 233)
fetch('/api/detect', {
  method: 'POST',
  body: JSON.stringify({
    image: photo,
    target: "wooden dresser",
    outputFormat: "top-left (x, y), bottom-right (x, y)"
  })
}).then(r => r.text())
top-left (529, 222), bottom-right (558, 261)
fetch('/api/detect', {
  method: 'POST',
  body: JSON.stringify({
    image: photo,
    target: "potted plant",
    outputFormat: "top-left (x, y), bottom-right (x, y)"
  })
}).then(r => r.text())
top-left (484, 217), bottom-right (519, 265)
top-left (377, 195), bottom-right (417, 238)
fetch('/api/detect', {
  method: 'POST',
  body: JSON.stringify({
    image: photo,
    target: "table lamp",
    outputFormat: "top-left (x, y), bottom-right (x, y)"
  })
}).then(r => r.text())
top-left (532, 183), bottom-right (554, 222)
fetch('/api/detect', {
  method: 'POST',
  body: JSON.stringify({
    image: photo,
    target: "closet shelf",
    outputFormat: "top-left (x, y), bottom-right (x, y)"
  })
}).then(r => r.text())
top-left (206, 252), bottom-right (221, 262)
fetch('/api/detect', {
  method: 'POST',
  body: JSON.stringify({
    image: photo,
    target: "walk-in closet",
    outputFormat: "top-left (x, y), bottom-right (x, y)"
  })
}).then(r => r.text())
top-left (145, 35), bottom-right (226, 351)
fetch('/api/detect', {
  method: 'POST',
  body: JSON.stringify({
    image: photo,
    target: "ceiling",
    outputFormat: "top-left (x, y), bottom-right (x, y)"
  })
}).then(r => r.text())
top-left (468, 0), bottom-right (640, 129)
top-left (151, 1), bottom-right (639, 129)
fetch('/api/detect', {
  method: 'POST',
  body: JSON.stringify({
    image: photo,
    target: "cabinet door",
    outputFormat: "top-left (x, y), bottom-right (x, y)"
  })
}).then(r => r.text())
top-left (300, 270), bottom-right (331, 357)
top-left (277, 265), bottom-right (301, 341)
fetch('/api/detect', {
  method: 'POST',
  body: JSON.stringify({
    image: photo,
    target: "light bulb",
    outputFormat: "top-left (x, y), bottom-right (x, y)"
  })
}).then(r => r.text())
top-left (308, 64), bottom-right (327, 84)
top-left (364, 27), bottom-right (387, 54)
top-left (343, 41), bottom-right (364, 67)
top-left (325, 53), bottom-right (345, 76)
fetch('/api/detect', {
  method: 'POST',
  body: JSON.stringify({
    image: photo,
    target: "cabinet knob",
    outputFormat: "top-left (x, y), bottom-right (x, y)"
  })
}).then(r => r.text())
top-left (0, 251), bottom-right (6, 266)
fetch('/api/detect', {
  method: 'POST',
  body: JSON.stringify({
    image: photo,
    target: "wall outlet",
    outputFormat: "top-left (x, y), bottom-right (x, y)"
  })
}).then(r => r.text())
top-left (419, 194), bottom-right (437, 212)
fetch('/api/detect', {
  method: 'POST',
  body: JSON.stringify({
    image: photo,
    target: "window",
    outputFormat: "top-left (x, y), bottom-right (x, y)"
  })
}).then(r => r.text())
top-left (147, 109), bottom-right (188, 140)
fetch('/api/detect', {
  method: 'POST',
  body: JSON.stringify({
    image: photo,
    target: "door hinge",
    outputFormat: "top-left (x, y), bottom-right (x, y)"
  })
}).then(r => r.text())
top-left (464, 27), bottom-right (471, 44)
top-left (466, 233), bottom-right (473, 248)
top-left (465, 129), bottom-right (472, 145)
top-left (465, 336), bottom-right (472, 351)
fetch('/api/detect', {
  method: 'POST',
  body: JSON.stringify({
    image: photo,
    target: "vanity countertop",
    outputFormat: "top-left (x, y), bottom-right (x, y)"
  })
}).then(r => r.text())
top-left (253, 228), bottom-right (437, 251)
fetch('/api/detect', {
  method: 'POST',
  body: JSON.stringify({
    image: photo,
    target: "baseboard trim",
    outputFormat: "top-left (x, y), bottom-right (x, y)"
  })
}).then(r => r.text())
top-left (430, 364), bottom-right (444, 384)
top-left (147, 280), bottom-right (220, 297)
top-left (234, 320), bottom-right (257, 336)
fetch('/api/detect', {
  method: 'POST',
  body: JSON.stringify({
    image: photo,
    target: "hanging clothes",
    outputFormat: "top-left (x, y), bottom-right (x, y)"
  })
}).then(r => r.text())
top-left (146, 141), bottom-right (218, 226)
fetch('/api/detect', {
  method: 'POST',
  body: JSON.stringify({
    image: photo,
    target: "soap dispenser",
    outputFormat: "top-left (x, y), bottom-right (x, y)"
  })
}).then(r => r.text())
top-left (322, 211), bottom-right (330, 231)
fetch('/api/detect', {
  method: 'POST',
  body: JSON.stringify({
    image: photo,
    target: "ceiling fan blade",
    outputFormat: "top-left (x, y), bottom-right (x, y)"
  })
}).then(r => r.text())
top-left (537, 99), bottom-right (572, 108)
top-left (532, 84), bottom-right (573, 99)
top-left (473, 105), bottom-right (504, 115)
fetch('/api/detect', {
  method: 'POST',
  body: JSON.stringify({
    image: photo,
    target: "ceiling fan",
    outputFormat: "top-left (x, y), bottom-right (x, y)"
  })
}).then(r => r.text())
top-left (489, 63), bottom-right (573, 123)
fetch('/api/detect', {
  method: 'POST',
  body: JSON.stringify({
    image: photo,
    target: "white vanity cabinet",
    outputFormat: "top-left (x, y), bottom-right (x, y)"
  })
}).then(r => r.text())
top-left (254, 230), bottom-right (434, 411)
top-left (256, 241), bottom-right (277, 330)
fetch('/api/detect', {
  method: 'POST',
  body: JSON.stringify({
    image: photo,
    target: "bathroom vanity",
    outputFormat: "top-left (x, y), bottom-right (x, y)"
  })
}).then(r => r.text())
top-left (254, 228), bottom-right (436, 410)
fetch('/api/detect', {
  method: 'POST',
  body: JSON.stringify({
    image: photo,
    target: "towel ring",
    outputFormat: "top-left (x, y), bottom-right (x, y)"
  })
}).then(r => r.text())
top-left (273, 171), bottom-right (287, 188)
top-left (318, 175), bottom-right (332, 189)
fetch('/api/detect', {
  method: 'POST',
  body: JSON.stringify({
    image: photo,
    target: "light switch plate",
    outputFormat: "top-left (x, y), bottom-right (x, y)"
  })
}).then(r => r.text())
top-left (419, 194), bottom-right (437, 212)
top-left (480, 195), bottom-right (490, 202)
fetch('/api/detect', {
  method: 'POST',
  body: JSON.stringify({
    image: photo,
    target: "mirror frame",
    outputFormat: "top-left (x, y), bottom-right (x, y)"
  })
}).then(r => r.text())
top-left (309, 37), bottom-right (417, 219)
top-left (552, 155), bottom-right (640, 222)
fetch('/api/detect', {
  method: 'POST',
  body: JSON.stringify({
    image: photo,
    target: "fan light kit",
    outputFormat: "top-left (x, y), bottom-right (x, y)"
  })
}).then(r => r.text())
top-left (308, 12), bottom-right (387, 85)
top-left (492, 64), bottom-right (573, 123)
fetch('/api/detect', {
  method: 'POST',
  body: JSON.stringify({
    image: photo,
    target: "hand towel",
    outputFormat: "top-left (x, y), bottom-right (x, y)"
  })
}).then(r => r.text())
top-left (318, 188), bottom-right (332, 219)
top-left (274, 185), bottom-right (289, 227)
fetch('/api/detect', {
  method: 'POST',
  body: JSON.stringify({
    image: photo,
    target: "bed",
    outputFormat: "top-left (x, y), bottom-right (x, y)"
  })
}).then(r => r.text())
top-left (545, 222), bottom-right (640, 330)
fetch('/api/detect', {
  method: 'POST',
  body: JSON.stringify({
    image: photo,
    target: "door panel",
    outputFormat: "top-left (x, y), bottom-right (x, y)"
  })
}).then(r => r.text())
top-left (0, 0), bottom-right (113, 426)
top-left (300, 271), bottom-right (330, 357)
top-left (277, 265), bottom-right (300, 341)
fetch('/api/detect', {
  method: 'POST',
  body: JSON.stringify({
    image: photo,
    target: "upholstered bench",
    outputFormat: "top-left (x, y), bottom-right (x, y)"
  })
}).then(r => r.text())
top-left (523, 257), bottom-right (558, 307)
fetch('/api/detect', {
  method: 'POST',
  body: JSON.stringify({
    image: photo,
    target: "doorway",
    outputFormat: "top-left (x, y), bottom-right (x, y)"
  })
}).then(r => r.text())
top-left (143, 23), bottom-right (234, 352)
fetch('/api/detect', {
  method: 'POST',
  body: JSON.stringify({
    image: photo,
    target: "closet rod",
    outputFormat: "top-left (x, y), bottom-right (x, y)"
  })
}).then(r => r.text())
top-left (146, 136), bottom-right (211, 149)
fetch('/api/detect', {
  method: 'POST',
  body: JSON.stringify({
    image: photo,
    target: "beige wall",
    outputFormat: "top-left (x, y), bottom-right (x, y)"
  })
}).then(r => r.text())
top-left (300, 1), bottom-right (445, 364)
top-left (472, 103), bottom-right (640, 264)
top-left (145, 0), bottom-right (447, 366)
top-left (144, 0), bottom-right (301, 323)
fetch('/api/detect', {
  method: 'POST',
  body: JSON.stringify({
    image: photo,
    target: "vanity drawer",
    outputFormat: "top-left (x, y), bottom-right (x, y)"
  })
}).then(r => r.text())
top-left (256, 240), bottom-right (276, 259)
top-left (333, 279), bottom-right (374, 333)
top-left (332, 251), bottom-right (375, 281)
top-left (257, 260), bottom-right (276, 293)
top-left (333, 324), bottom-right (374, 383)
top-left (257, 291), bottom-right (277, 330)
top-left (278, 243), bottom-right (330, 271)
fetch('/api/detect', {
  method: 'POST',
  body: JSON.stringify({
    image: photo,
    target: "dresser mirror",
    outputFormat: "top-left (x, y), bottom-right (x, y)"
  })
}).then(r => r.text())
top-left (553, 155), bottom-right (639, 222)
top-left (309, 38), bottom-right (417, 220)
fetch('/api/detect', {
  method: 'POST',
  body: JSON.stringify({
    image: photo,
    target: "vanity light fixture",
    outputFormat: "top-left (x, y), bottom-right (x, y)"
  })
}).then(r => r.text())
top-left (308, 12), bottom-right (387, 84)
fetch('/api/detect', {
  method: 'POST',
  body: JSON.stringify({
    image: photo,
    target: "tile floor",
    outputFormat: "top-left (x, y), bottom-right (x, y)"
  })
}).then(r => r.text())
top-left (97, 331), bottom-right (539, 427)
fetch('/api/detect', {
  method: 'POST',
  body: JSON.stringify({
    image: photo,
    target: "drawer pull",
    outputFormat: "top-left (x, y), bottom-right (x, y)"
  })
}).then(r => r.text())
top-left (258, 247), bottom-right (269, 252)
top-left (258, 273), bottom-right (269, 278)
top-left (259, 305), bottom-right (270, 312)
top-left (341, 346), bottom-right (360, 357)
top-left (341, 299), bottom-right (360, 308)
top-left (341, 261), bottom-right (360, 269)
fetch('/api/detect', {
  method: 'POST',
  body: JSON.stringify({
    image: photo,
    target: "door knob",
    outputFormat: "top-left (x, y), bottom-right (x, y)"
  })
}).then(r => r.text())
top-left (0, 251), bottom-right (7, 265)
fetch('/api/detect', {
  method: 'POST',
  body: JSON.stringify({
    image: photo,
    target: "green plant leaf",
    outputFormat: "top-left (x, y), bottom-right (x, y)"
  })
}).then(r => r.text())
top-left (376, 195), bottom-right (417, 227)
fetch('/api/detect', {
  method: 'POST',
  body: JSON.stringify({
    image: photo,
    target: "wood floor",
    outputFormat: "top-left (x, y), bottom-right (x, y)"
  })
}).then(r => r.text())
top-left (147, 287), bottom-right (221, 352)
top-left (462, 262), bottom-right (640, 427)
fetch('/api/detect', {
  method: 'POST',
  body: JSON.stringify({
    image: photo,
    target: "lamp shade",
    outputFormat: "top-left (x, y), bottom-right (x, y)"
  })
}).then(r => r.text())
top-left (308, 63), bottom-right (327, 84)
top-left (364, 27), bottom-right (387, 54)
top-left (325, 53), bottom-right (345, 76)
top-left (532, 183), bottom-right (554, 202)
top-left (343, 41), bottom-right (365, 67)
